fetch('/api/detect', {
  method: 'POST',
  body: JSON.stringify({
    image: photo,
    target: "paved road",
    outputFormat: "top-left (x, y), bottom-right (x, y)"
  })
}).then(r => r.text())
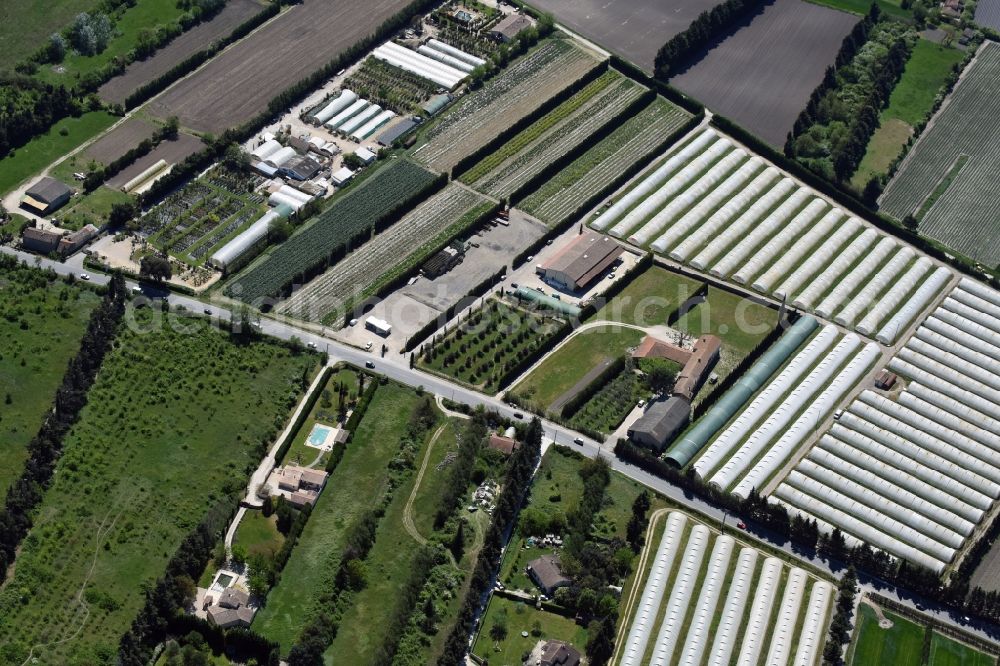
top-left (5, 245), bottom-right (999, 644)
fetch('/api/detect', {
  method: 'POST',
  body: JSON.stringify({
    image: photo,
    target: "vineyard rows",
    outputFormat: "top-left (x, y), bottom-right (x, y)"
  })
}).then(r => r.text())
top-left (227, 159), bottom-right (439, 303)
top-left (413, 38), bottom-right (601, 172)
top-left (520, 98), bottom-right (691, 226)
top-left (879, 41), bottom-right (1000, 266)
top-left (466, 72), bottom-right (646, 199)
top-left (276, 183), bottom-right (490, 321)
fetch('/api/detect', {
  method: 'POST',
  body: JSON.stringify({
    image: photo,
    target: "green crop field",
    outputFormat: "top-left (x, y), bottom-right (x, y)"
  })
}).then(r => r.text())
top-left (0, 111), bottom-right (117, 196)
top-left (850, 606), bottom-right (924, 666)
top-left (929, 632), bottom-right (997, 666)
top-left (0, 259), bottom-right (99, 504)
top-left (0, 308), bottom-right (315, 665)
top-left (804, 0), bottom-right (909, 18)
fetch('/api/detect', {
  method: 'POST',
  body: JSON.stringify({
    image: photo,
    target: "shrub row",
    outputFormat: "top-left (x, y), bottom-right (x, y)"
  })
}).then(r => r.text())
top-left (653, 0), bottom-right (769, 79)
top-left (497, 318), bottom-right (573, 390)
top-left (560, 355), bottom-right (627, 420)
top-left (273, 365), bottom-right (333, 464)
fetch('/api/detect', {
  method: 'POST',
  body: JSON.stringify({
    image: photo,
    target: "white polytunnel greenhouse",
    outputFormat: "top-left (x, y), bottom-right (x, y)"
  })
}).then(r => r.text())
top-left (209, 208), bottom-right (289, 271)
top-left (593, 129), bottom-right (718, 231)
top-left (648, 524), bottom-right (710, 665)
top-left (959, 277), bottom-right (1000, 309)
top-left (338, 103), bottom-right (383, 136)
top-left (750, 209), bottom-right (843, 293)
top-left (791, 229), bottom-right (877, 310)
top-left (325, 98), bottom-right (370, 131)
top-left (875, 266), bottom-right (953, 345)
top-left (834, 246), bottom-right (915, 327)
top-left (906, 337), bottom-right (1000, 393)
top-left (914, 327), bottom-right (1000, 377)
top-left (940, 298), bottom-right (1000, 345)
top-left (675, 535), bottom-right (735, 666)
top-left (763, 567), bottom-right (807, 666)
top-left (729, 197), bottom-right (828, 284)
top-left (670, 166), bottom-right (780, 262)
top-left (426, 38), bottom-right (486, 67)
top-left (897, 390), bottom-right (1000, 450)
top-left (773, 217), bottom-right (861, 301)
top-left (705, 547), bottom-right (758, 666)
top-left (251, 138), bottom-right (282, 161)
top-left (894, 348), bottom-right (1000, 409)
top-left (372, 42), bottom-right (466, 89)
top-left (906, 381), bottom-right (1000, 437)
top-left (312, 89), bottom-right (358, 125)
top-left (734, 557), bottom-right (784, 666)
top-left (793, 581), bottom-right (833, 666)
top-left (923, 316), bottom-right (1000, 364)
top-left (709, 189), bottom-right (812, 278)
top-left (855, 257), bottom-right (933, 337)
top-left (264, 146), bottom-right (297, 167)
top-left (650, 157), bottom-right (761, 254)
top-left (417, 44), bottom-right (475, 72)
top-left (814, 236), bottom-right (898, 319)
top-left (619, 512), bottom-right (687, 666)
top-left (629, 149), bottom-right (747, 247)
top-left (350, 109), bottom-right (396, 142)
top-left (951, 286), bottom-right (1000, 322)
top-left (692, 325), bottom-right (839, 479)
top-left (690, 177), bottom-right (797, 271)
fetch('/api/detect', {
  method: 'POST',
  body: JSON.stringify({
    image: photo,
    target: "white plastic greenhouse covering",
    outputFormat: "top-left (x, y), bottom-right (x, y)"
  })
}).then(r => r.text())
top-left (773, 217), bottom-right (861, 301)
top-left (775, 483), bottom-right (948, 573)
top-left (705, 547), bottom-right (758, 666)
top-left (772, 497), bottom-right (862, 550)
top-left (828, 424), bottom-right (993, 512)
top-left (593, 129), bottom-right (718, 231)
top-left (763, 567), bottom-right (807, 666)
top-left (915, 323), bottom-right (1000, 376)
top-left (676, 535), bottom-right (735, 666)
top-left (734, 557), bottom-right (783, 666)
top-left (649, 157), bottom-right (762, 254)
top-left (791, 228), bottom-right (877, 310)
top-left (338, 103), bottom-right (383, 136)
top-left (209, 210), bottom-right (279, 269)
top-left (266, 146), bottom-right (297, 167)
top-left (940, 298), bottom-right (1000, 345)
top-left (839, 410), bottom-right (1000, 499)
top-left (251, 138), bottom-right (282, 160)
top-left (924, 316), bottom-right (1000, 364)
top-left (894, 349), bottom-right (1000, 410)
top-left (325, 98), bottom-right (369, 131)
top-left (374, 42), bottom-right (467, 88)
top-left (276, 185), bottom-right (311, 204)
top-left (350, 109), bottom-right (396, 142)
top-left (669, 167), bottom-right (779, 262)
top-left (807, 442), bottom-right (978, 531)
top-left (898, 390), bottom-right (1000, 450)
top-left (814, 236), bottom-right (898, 319)
top-left (620, 512), bottom-right (688, 666)
top-left (906, 382), bottom-right (1000, 437)
top-left (951, 287), bottom-right (1000, 322)
top-left (730, 198), bottom-right (828, 285)
top-left (629, 149), bottom-right (747, 247)
top-left (648, 524), bottom-right (710, 665)
top-left (794, 458), bottom-right (967, 549)
top-left (417, 44), bottom-right (475, 72)
top-left (834, 246), bottom-right (915, 327)
top-left (692, 326), bottom-right (840, 479)
top-left (785, 470), bottom-right (956, 563)
top-left (690, 178), bottom-right (797, 271)
top-left (426, 39), bottom-right (486, 67)
top-left (959, 277), bottom-right (1000, 309)
top-left (906, 337), bottom-right (1000, 393)
top-left (709, 188), bottom-right (812, 279)
top-left (610, 137), bottom-right (731, 239)
top-left (792, 582), bottom-right (834, 666)
top-left (313, 89), bottom-right (358, 124)
top-left (856, 390), bottom-right (1000, 469)
top-left (875, 266), bottom-right (953, 344)
top-left (709, 333), bottom-right (861, 491)
top-left (731, 340), bottom-right (879, 499)
top-left (268, 191), bottom-right (305, 211)
top-left (934, 303), bottom-right (1000, 351)
top-left (748, 208), bottom-right (842, 293)
top-left (855, 257), bottom-right (933, 337)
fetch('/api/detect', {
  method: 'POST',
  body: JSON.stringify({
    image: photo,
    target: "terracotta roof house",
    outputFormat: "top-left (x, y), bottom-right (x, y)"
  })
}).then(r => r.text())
top-left (527, 554), bottom-right (571, 596)
top-left (672, 335), bottom-right (721, 401)
top-left (488, 434), bottom-right (520, 455)
top-left (207, 588), bottom-right (255, 629)
top-left (21, 227), bottom-right (63, 254)
top-left (632, 335), bottom-right (693, 364)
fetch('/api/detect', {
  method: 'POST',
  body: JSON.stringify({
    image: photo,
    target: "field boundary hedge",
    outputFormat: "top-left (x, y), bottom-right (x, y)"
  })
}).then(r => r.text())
top-left (273, 365), bottom-right (334, 464)
top-left (497, 318), bottom-right (573, 390)
top-left (609, 54), bottom-right (705, 115)
top-left (559, 355), bottom-right (627, 419)
top-left (402, 266), bottom-right (507, 352)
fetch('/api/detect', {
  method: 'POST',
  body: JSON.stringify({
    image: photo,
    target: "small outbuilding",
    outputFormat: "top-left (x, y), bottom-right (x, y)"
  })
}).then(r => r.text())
top-left (354, 146), bottom-right (377, 165)
top-left (377, 118), bottom-right (417, 146)
top-left (21, 177), bottom-right (72, 214)
top-left (488, 434), bottom-right (519, 455)
top-left (422, 94), bottom-right (452, 116)
top-left (331, 166), bottom-right (355, 187)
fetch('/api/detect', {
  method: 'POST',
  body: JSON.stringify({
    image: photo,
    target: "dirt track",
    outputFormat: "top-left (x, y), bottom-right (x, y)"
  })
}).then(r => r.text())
top-left (146, 0), bottom-right (412, 133)
top-left (672, 0), bottom-right (857, 147)
top-left (98, 0), bottom-right (264, 105)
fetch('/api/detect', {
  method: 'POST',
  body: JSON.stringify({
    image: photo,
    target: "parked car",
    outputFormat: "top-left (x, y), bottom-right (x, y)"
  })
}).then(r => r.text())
top-left (79, 273), bottom-right (90, 281)
top-left (637, 399), bottom-right (645, 408)
top-left (513, 412), bottom-right (524, 419)
top-left (365, 361), bottom-right (376, 369)
top-left (204, 308), bottom-right (212, 315)
top-left (737, 521), bottom-right (747, 530)
top-left (364, 341), bottom-right (373, 350)
top-left (306, 341), bottom-right (317, 349)
top-left (573, 437), bottom-right (584, 446)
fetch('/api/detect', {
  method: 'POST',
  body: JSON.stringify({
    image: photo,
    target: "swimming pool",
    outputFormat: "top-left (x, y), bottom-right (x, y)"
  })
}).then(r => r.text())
top-left (307, 423), bottom-right (333, 448)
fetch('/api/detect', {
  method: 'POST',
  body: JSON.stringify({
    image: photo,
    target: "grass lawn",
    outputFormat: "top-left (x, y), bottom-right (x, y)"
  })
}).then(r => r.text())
top-left (852, 118), bottom-right (913, 189)
top-left (0, 308), bottom-right (315, 666)
top-left (512, 326), bottom-right (644, 412)
top-left (471, 595), bottom-right (588, 665)
top-left (588, 266), bottom-right (701, 327)
top-left (0, 111), bottom-right (117, 196)
top-left (0, 261), bottom-right (99, 504)
top-left (253, 384), bottom-right (425, 653)
top-left (0, 0), bottom-right (100, 65)
top-left (57, 186), bottom-right (133, 230)
top-left (673, 286), bottom-right (778, 357)
top-left (592, 469), bottom-right (650, 540)
top-left (279, 366), bottom-right (362, 468)
top-left (803, 0), bottom-right (910, 17)
top-left (234, 511), bottom-right (285, 560)
top-left (850, 606), bottom-right (924, 666)
top-left (930, 632), bottom-right (997, 666)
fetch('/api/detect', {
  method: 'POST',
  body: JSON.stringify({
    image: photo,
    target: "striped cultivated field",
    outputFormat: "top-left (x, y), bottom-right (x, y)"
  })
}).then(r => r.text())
top-left (879, 41), bottom-right (1000, 267)
top-left (618, 511), bottom-right (832, 666)
top-left (591, 126), bottom-right (953, 345)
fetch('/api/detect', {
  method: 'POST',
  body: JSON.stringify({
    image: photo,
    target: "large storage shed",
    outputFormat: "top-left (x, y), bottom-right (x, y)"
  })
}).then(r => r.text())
top-left (539, 231), bottom-right (623, 292)
top-left (628, 397), bottom-right (691, 453)
top-left (21, 177), bottom-right (71, 214)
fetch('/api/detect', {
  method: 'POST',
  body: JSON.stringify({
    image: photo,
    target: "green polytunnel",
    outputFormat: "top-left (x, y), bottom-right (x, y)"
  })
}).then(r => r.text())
top-left (664, 315), bottom-right (819, 468)
top-left (512, 287), bottom-right (582, 318)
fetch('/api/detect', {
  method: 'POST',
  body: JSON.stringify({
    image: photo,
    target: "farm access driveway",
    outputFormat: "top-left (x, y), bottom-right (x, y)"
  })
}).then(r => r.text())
top-left (147, 0), bottom-right (412, 134)
top-left (526, 0), bottom-right (721, 72)
top-left (671, 0), bottom-right (857, 146)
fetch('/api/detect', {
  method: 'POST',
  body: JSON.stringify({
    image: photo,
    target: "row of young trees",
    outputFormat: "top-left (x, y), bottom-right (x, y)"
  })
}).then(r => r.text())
top-left (653, 0), bottom-right (768, 79)
top-left (0, 268), bottom-right (126, 580)
top-left (0, 78), bottom-right (78, 159)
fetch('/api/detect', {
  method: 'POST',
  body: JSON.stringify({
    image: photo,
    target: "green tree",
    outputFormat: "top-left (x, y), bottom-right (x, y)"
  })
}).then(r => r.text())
top-left (139, 254), bottom-right (172, 282)
top-left (449, 521), bottom-right (466, 561)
